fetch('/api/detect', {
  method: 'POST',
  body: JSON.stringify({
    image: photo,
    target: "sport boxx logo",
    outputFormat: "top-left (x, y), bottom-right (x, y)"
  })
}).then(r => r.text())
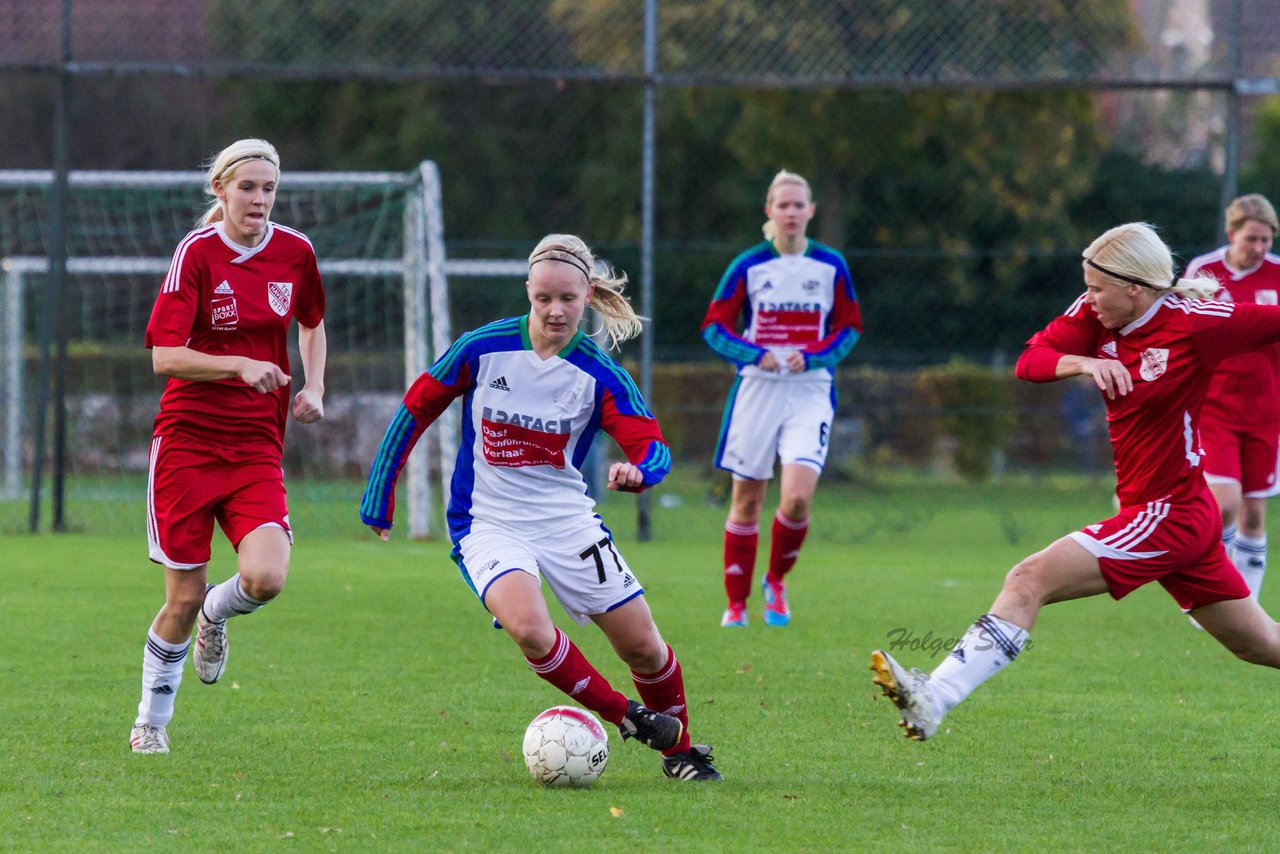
top-left (211, 297), bottom-right (239, 329)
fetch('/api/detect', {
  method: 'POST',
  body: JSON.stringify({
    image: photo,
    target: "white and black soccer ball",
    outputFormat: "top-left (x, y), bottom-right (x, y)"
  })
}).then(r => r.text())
top-left (522, 705), bottom-right (610, 788)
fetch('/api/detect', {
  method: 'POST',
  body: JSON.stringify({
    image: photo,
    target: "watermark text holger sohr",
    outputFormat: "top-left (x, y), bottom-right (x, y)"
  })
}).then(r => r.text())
top-left (883, 626), bottom-right (1034, 659)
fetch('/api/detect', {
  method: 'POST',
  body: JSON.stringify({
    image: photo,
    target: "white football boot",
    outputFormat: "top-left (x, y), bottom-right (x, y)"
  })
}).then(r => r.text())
top-left (130, 722), bottom-right (169, 754)
top-left (870, 649), bottom-right (941, 741)
top-left (193, 589), bottom-right (229, 684)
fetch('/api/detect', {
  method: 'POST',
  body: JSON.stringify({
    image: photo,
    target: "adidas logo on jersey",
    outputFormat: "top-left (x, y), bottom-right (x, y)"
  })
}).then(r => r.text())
top-left (488, 376), bottom-right (511, 391)
top-left (214, 280), bottom-right (234, 295)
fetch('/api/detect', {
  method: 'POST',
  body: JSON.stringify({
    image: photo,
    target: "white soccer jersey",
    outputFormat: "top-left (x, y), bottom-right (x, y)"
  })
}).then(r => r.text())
top-left (701, 240), bottom-right (861, 381)
top-left (361, 316), bottom-right (670, 541)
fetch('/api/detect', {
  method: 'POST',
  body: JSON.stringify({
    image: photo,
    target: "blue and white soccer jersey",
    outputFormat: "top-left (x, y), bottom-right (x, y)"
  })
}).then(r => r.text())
top-left (361, 315), bottom-right (670, 621)
top-left (701, 241), bottom-right (862, 480)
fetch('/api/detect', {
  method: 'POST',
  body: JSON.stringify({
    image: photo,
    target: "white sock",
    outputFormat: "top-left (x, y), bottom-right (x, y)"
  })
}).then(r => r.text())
top-left (202, 573), bottom-right (266, 623)
top-left (135, 630), bottom-right (189, 727)
top-left (1235, 534), bottom-right (1267, 599)
top-left (1222, 521), bottom-right (1238, 556)
top-left (929, 614), bottom-right (1029, 714)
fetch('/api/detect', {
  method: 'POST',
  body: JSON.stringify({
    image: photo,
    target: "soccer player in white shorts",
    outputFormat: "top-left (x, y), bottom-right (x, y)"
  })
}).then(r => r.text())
top-left (702, 170), bottom-right (862, 628)
top-left (362, 233), bottom-right (722, 781)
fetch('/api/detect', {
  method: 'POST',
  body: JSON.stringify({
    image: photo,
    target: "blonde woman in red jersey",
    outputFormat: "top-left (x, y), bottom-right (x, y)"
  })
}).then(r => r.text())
top-left (869, 222), bottom-right (1280, 742)
top-left (130, 139), bottom-right (327, 754)
top-left (1188, 195), bottom-right (1280, 603)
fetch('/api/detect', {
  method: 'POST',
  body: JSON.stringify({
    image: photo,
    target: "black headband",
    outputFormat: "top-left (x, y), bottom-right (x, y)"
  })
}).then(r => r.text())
top-left (529, 248), bottom-right (591, 283)
top-left (221, 154), bottom-right (277, 175)
top-left (1085, 257), bottom-right (1168, 290)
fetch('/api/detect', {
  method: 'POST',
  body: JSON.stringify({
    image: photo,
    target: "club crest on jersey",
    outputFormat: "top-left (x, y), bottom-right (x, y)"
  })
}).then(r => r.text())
top-left (1258, 290), bottom-right (1278, 306)
top-left (267, 281), bottom-right (293, 317)
top-left (1139, 347), bottom-right (1168, 381)
top-left (803, 279), bottom-right (820, 292)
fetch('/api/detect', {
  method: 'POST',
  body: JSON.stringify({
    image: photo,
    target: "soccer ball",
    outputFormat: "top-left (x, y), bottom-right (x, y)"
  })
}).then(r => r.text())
top-left (522, 705), bottom-right (610, 788)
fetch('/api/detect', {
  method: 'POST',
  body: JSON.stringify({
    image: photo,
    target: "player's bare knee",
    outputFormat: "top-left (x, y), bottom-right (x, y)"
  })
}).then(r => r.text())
top-left (778, 497), bottom-right (810, 521)
top-left (620, 639), bottom-right (667, 674)
top-left (1001, 559), bottom-right (1047, 609)
top-left (505, 620), bottom-right (555, 658)
top-left (240, 573), bottom-right (285, 602)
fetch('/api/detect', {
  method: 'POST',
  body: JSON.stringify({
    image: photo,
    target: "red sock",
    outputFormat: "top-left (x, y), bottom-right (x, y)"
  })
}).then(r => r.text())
top-left (768, 511), bottom-right (809, 584)
top-left (525, 627), bottom-right (628, 725)
top-left (724, 519), bottom-right (759, 602)
top-left (631, 645), bottom-right (692, 756)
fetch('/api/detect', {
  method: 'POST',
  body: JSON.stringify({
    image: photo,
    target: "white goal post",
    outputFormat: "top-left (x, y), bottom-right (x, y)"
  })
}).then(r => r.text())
top-left (0, 163), bottom-right (526, 538)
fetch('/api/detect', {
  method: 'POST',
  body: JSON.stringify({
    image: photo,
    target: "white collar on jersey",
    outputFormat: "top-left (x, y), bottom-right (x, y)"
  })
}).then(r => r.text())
top-left (1118, 292), bottom-right (1170, 336)
top-left (1223, 256), bottom-right (1264, 279)
top-left (215, 221), bottom-right (274, 264)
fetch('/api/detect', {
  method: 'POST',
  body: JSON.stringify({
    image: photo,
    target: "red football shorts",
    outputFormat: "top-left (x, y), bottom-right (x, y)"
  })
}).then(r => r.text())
top-left (146, 435), bottom-right (291, 569)
top-left (1068, 485), bottom-right (1250, 611)
top-left (1200, 416), bottom-right (1280, 497)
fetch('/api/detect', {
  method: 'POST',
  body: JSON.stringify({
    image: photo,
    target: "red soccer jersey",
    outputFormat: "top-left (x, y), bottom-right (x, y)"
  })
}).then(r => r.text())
top-left (1016, 293), bottom-right (1280, 507)
top-left (145, 222), bottom-right (325, 453)
top-left (1186, 248), bottom-right (1280, 425)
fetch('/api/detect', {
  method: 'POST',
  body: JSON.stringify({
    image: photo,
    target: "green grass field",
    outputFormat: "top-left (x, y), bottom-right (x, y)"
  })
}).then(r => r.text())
top-left (4, 474), bottom-right (1280, 852)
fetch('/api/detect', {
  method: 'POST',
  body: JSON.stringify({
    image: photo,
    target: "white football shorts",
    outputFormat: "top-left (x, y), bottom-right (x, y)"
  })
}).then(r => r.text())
top-left (453, 518), bottom-right (645, 626)
top-left (714, 375), bottom-right (835, 480)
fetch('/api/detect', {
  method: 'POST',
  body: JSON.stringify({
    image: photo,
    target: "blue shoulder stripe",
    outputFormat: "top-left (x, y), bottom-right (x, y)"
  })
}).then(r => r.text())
top-left (428, 317), bottom-right (523, 384)
top-left (571, 337), bottom-right (653, 417)
top-left (807, 241), bottom-right (857, 299)
top-left (711, 242), bottom-right (775, 301)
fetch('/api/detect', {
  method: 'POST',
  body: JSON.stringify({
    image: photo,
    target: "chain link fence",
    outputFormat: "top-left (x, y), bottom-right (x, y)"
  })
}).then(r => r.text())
top-left (4, 0), bottom-right (1280, 531)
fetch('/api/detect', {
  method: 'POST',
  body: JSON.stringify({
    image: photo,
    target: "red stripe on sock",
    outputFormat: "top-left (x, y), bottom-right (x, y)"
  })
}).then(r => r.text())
top-left (631, 645), bottom-right (692, 756)
top-left (526, 628), bottom-right (628, 725)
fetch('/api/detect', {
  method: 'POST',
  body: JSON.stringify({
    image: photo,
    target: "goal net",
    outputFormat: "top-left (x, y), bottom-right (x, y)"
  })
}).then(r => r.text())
top-left (0, 163), bottom-right (523, 538)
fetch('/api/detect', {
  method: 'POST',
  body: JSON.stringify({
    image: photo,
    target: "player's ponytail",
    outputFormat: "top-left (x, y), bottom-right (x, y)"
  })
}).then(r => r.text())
top-left (1083, 222), bottom-right (1222, 301)
top-left (762, 170), bottom-right (813, 242)
top-left (199, 139), bottom-right (281, 227)
top-left (528, 234), bottom-right (644, 350)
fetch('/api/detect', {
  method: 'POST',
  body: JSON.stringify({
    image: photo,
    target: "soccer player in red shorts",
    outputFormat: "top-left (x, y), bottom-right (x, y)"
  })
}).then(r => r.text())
top-left (130, 139), bottom-right (327, 754)
top-left (869, 222), bottom-right (1280, 741)
top-left (1187, 194), bottom-right (1280, 602)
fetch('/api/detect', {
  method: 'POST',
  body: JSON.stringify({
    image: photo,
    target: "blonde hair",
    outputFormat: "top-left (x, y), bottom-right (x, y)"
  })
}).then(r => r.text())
top-left (528, 234), bottom-right (643, 350)
top-left (762, 170), bottom-right (812, 241)
top-left (199, 138), bottom-right (281, 226)
top-left (1226, 193), bottom-right (1279, 235)
top-left (1083, 222), bottom-right (1221, 301)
